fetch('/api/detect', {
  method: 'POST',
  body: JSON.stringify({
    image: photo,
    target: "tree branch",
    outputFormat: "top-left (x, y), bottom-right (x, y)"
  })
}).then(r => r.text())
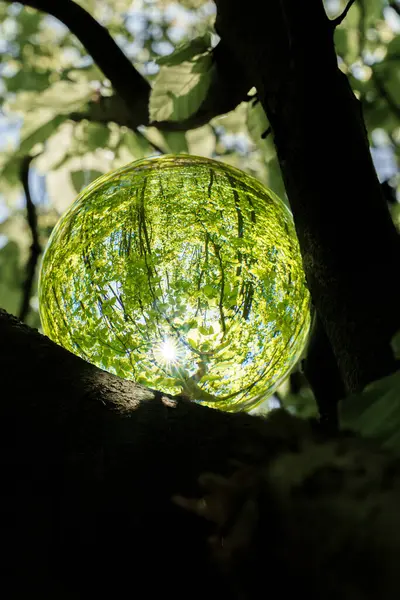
top-left (69, 41), bottom-right (252, 132)
top-left (4, 0), bottom-right (251, 132)
top-left (0, 307), bottom-right (311, 598)
top-left (3, 0), bottom-right (151, 124)
top-left (18, 154), bottom-right (42, 323)
top-left (261, 126), bottom-right (271, 139)
top-left (1, 306), bottom-right (400, 598)
top-left (331, 0), bottom-right (356, 28)
top-left (150, 41), bottom-right (252, 131)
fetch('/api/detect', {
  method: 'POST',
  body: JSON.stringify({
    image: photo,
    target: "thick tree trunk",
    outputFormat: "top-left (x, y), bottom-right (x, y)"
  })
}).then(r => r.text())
top-left (215, 0), bottom-right (400, 393)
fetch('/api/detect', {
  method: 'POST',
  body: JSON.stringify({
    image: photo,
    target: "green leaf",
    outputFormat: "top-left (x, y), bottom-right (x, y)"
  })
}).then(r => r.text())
top-left (149, 53), bottom-right (214, 122)
top-left (187, 337), bottom-right (198, 349)
top-left (203, 284), bottom-right (215, 298)
top-left (122, 130), bottom-right (154, 158)
top-left (6, 67), bottom-right (51, 94)
top-left (186, 125), bottom-right (215, 156)
top-left (19, 114), bottom-right (67, 155)
top-left (156, 33), bottom-right (212, 66)
top-left (0, 113), bottom-right (67, 201)
top-left (10, 80), bottom-right (93, 113)
top-left (0, 79), bottom-right (93, 186)
top-left (70, 169), bottom-right (104, 193)
top-left (340, 371), bottom-right (400, 454)
top-left (162, 131), bottom-right (189, 153)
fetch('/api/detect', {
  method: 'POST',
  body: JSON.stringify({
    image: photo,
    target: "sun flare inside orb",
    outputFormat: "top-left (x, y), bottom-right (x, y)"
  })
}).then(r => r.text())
top-left (38, 154), bottom-right (311, 412)
top-left (154, 337), bottom-right (179, 366)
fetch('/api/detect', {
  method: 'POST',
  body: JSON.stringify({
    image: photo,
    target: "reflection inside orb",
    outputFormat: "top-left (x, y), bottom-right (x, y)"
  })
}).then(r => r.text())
top-left (154, 337), bottom-right (179, 367)
top-left (39, 154), bottom-right (311, 412)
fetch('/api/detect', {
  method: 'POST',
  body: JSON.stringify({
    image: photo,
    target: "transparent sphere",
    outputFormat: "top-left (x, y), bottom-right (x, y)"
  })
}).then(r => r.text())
top-left (39, 155), bottom-right (311, 412)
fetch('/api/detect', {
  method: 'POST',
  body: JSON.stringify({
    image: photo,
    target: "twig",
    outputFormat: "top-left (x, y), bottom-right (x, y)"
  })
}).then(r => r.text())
top-left (18, 155), bottom-right (42, 322)
top-left (261, 127), bottom-right (271, 139)
top-left (331, 0), bottom-right (356, 28)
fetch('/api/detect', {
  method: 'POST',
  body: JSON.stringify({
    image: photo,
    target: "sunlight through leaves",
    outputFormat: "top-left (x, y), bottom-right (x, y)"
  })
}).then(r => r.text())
top-left (39, 155), bottom-right (311, 411)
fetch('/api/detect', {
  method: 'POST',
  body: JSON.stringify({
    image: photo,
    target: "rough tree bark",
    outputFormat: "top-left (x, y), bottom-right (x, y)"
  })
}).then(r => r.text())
top-left (0, 309), bottom-right (277, 599)
top-left (1, 0), bottom-right (400, 598)
top-left (2, 310), bottom-right (400, 600)
top-left (215, 0), bottom-right (400, 394)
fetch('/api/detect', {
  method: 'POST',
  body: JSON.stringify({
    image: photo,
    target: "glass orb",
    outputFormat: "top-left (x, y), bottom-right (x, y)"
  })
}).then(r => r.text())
top-left (39, 155), bottom-right (311, 412)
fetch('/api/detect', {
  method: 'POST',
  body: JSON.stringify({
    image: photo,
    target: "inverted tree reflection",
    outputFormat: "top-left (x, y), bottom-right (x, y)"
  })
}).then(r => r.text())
top-left (39, 155), bottom-right (311, 411)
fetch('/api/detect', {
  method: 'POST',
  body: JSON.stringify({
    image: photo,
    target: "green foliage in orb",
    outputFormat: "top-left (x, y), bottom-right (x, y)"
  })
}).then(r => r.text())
top-left (39, 155), bottom-right (311, 412)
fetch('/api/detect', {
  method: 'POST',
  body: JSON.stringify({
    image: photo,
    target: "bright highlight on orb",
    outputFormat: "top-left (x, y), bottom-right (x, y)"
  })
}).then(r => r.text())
top-left (38, 154), bottom-right (311, 412)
